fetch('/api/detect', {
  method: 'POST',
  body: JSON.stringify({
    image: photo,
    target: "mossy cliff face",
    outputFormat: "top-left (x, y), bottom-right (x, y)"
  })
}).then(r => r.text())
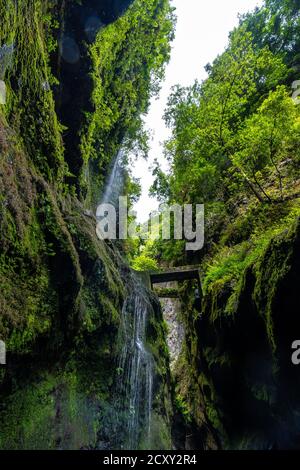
top-left (175, 218), bottom-right (300, 449)
top-left (0, 0), bottom-right (173, 449)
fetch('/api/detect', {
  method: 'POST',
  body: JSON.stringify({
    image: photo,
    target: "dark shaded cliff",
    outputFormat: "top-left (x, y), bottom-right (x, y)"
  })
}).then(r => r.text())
top-left (174, 218), bottom-right (300, 449)
top-left (0, 0), bottom-right (174, 449)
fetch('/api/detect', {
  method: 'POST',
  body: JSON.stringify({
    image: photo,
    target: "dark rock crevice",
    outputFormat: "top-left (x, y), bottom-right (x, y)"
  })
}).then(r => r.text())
top-left (51, 0), bottom-right (134, 182)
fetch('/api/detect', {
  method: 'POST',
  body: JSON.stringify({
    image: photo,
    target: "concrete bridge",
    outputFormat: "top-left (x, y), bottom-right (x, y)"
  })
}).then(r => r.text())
top-left (150, 266), bottom-right (202, 290)
top-left (135, 266), bottom-right (202, 299)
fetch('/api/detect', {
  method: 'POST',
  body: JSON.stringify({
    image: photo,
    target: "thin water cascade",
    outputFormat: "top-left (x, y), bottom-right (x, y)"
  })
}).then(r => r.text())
top-left (115, 274), bottom-right (154, 450)
top-left (0, 43), bottom-right (14, 105)
top-left (101, 149), bottom-right (125, 206)
top-left (0, 43), bottom-right (14, 79)
top-left (97, 149), bottom-right (156, 449)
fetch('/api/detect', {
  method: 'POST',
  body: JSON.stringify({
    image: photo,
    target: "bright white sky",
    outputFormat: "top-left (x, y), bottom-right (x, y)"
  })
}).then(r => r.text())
top-left (132, 0), bottom-right (264, 222)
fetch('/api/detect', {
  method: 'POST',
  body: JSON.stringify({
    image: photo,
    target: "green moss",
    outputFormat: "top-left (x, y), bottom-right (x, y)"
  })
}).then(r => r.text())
top-left (203, 201), bottom-right (300, 320)
top-left (143, 412), bottom-right (172, 450)
top-left (176, 210), bottom-right (300, 449)
top-left (252, 216), bottom-right (300, 351)
top-left (147, 305), bottom-right (170, 378)
top-left (0, 0), bottom-right (175, 451)
top-left (203, 200), bottom-right (300, 291)
top-left (174, 394), bottom-right (192, 424)
top-left (0, 369), bottom-right (100, 450)
top-left (204, 347), bottom-right (232, 370)
top-left (153, 287), bottom-right (179, 298)
top-left (80, 0), bottom-right (175, 206)
top-left (204, 213), bottom-right (300, 348)
top-left (1, 0), bottom-right (67, 183)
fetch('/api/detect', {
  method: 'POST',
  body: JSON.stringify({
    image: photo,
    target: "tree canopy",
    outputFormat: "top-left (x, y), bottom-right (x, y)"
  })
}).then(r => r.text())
top-left (149, 0), bottom-right (300, 264)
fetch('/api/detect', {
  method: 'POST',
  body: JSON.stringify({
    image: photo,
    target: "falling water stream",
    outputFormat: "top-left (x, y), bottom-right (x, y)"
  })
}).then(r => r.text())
top-left (101, 149), bottom-right (125, 206)
top-left (115, 275), bottom-right (154, 449)
top-left (0, 43), bottom-right (14, 79)
top-left (99, 149), bottom-right (155, 449)
top-left (0, 43), bottom-right (14, 105)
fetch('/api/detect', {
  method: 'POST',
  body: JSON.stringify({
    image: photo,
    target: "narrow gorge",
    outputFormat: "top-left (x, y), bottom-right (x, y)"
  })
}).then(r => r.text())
top-left (1, 0), bottom-right (300, 453)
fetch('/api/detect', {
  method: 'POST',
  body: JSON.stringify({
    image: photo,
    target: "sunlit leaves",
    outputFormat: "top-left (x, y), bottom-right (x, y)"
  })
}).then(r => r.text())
top-left (231, 86), bottom-right (300, 200)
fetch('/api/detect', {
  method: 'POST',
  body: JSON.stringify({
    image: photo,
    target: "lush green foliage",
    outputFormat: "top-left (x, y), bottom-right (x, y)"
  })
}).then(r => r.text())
top-left (132, 252), bottom-right (159, 272)
top-left (150, 0), bottom-right (300, 266)
top-left (81, 0), bottom-right (175, 206)
top-left (242, 0), bottom-right (300, 76)
top-left (0, 0), bottom-right (66, 185)
top-left (145, 1), bottom-right (300, 446)
top-left (0, 0), bottom-right (174, 353)
top-left (0, 0), bottom-right (175, 449)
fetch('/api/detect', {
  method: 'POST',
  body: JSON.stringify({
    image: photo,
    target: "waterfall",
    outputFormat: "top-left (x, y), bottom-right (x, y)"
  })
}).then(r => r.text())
top-left (101, 149), bottom-right (125, 206)
top-left (0, 43), bottom-right (14, 105)
top-left (115, 274), bottom-right (154, 450)
top-left (97, 148), bottom-right (155, 449)
top-left (0, 43), bottom-right (14, 79)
